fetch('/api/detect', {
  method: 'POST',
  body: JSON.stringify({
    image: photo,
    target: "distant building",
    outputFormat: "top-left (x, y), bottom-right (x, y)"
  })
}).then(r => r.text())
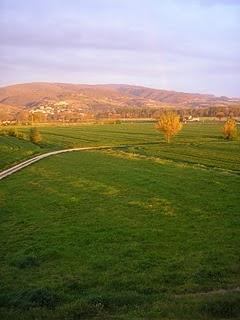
top-left (187, 116), bottom-right (200, 122)
top-left (54, 101), bottom-right (69, 106)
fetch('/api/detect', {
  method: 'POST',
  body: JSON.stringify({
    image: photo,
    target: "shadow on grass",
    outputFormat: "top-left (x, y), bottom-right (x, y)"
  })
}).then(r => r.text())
top-left (200, 293), bottom-right (240, 318)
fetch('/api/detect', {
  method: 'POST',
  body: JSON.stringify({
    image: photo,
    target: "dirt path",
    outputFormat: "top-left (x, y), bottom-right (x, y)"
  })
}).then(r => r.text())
top-left (0, 146), bottom-right (115, 181)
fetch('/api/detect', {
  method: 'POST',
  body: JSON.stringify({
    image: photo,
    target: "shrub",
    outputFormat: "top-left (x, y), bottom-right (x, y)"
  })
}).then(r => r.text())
top-left (7, 128), bottom-right (18, 137)
top-left (1, 128), bottom-right (27, 140)
top-left (0, 129), bottom-right (7, 136)
top-left (223, 118), bottom-right (238, 140)
top-left (30, 127), bottom-right (42, 144)
top-left (16, 132), bottom-right (27, 140)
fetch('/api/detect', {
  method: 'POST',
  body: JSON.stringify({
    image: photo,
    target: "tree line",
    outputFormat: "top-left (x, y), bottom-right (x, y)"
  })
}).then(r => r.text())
top-left (1, 105), bottom-right (240, 124)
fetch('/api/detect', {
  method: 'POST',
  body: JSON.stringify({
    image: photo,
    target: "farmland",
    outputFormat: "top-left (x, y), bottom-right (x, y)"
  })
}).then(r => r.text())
top-left (0, 123), bottom-right (240, 319)
top-left (1, 122), bottom-right (240, 171)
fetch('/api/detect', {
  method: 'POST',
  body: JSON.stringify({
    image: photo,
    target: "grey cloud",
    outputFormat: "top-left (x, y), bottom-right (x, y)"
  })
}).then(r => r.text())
top-left (1, 19), bottom-right (239, 64)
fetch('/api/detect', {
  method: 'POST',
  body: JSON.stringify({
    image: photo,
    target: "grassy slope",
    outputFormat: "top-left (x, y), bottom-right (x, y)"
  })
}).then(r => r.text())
top-left (0, 123), bottom-right (240, 319)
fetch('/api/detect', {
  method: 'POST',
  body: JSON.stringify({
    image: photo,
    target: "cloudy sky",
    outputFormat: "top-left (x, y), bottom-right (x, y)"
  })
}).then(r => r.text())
top-left (1, 0), bottom-right (239, 96)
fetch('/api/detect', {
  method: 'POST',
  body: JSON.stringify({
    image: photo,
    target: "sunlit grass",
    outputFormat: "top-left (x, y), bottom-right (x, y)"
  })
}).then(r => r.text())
top-left (0, 123), bottom-right (239, 319)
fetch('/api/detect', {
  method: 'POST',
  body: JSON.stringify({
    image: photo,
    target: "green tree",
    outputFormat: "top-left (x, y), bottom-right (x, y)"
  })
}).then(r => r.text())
top-left (30, 127), bottom-right (42, 144)
top-left (156, 111), bottom-right (182, 143)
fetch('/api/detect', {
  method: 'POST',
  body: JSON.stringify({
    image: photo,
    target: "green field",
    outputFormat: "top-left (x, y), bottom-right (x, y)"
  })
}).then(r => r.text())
top-left (1, 123), bottom-right (240, 171)
top-left (0, 123), bottom-right (240, 319)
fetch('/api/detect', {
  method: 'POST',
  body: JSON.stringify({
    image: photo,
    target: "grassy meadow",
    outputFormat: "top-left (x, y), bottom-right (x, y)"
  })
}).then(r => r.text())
top-left (0, 122), bottom-right (240, 319)
top-left (1, 122), bottom-right (240, 171)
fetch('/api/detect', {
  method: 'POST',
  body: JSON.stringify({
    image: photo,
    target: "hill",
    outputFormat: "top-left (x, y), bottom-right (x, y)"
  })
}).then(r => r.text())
top-left (0, 83), bottom-right (239, 122)
top-left (0, 82), bottom-right (237, 108)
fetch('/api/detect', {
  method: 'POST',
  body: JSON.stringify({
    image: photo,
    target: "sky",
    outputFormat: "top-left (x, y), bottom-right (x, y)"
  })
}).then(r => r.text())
top-left (0, 0), bottom-right (240, 97)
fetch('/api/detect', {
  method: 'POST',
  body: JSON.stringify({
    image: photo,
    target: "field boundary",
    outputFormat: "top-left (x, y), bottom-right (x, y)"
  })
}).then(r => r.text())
top-left (0, 146), bottom-right (118, 181)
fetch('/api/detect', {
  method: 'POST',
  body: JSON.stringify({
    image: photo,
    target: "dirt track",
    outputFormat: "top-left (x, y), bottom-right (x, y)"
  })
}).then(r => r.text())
top-left (0, 146), bottom-right (113, 181)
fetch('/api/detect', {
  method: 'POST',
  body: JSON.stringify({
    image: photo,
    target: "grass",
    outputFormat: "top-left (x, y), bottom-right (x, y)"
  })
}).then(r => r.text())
top-left (0, 135), bottom-right (42, 170)
top-left (0, 123), bottom-right (240, 319)
top-left (1, 122), bottom-right (240, 172)
top-left (1, 122), bottom-right (159, 170)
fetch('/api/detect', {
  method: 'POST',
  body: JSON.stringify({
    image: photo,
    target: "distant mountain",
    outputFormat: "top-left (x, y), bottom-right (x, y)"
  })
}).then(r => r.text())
top-left (0, 82), bottom-right (238, 114)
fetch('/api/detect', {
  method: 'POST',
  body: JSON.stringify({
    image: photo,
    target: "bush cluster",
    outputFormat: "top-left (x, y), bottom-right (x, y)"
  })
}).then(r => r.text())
top-left (1, 128), bottom-right (27, 140)
top-left (0, 127), bottom-right (42, 144)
